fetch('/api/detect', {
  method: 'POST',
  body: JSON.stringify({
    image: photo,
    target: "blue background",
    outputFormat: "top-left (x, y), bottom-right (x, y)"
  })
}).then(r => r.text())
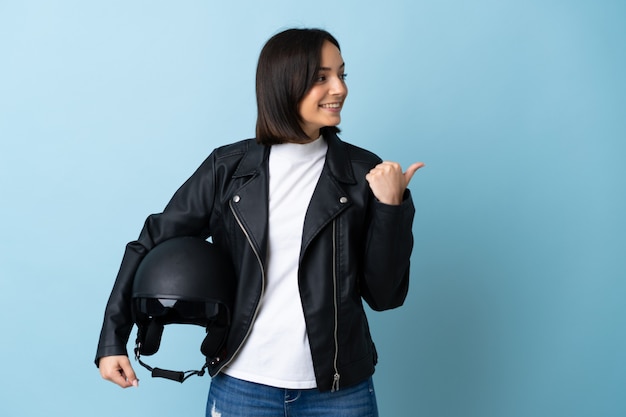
top-left (1, 1), bottom-right (625, 416)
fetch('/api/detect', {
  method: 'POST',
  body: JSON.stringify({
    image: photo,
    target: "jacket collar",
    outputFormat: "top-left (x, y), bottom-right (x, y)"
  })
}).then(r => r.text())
top-left (232, 139), bottom-right (268, 178)
top-left (324, 131), bottom-right (357, 184)
top-left (232, 132), bottom-right (356, 184)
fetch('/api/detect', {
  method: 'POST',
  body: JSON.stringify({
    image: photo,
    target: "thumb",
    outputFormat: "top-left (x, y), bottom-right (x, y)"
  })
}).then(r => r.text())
top-left (403, 162), bottom-right (425, 185)
top-left (120, 359), bottom-right (139, 387)
top-left (100, 355), bottom-right (140, 388)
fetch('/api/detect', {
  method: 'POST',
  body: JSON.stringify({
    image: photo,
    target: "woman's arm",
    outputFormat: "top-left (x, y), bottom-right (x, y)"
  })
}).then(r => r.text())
top-left (95, 152), bottom-right (219, 376)
top-left (360, 161), bottom-right (424, 310)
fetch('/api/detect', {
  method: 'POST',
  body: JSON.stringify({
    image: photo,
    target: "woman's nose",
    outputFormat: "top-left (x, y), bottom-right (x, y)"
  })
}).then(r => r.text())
top-left (330, 76), bottom-right (347, 96)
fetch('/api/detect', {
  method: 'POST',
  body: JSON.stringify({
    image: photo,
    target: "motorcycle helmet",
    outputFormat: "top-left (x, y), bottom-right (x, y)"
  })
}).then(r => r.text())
top-left (132, 236), bottom-right (236, 382)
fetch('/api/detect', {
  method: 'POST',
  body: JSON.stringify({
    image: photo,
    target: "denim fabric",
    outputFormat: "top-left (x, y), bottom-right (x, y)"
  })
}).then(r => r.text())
top-left (206, 374), bottom-right (378, 417)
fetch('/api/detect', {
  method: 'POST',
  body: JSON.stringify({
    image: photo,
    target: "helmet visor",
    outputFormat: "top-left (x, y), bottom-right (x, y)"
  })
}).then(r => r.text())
top-left (140, 298), bottom-right (220, 321)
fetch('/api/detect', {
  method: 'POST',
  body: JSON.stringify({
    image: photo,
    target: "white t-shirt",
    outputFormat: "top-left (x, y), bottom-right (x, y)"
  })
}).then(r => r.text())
top-left (223, 136), bottom-right (328, 389)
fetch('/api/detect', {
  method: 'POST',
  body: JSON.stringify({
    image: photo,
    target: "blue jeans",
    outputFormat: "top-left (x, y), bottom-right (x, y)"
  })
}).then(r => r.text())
top-left (206, 373), bottom-right (379, 417)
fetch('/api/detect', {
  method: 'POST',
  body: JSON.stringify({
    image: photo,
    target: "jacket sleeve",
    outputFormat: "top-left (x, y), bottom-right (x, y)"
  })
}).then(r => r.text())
top-left (94, 153), bottom-right (217, 365)
top-left (360, 189), bottom-right (415, 311)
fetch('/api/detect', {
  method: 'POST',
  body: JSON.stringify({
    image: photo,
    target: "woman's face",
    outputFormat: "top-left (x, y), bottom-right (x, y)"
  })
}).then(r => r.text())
top-left (298, 41), bottom-right (348, 140)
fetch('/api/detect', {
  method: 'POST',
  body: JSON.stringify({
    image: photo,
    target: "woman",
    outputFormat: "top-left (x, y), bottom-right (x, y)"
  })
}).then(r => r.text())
top-left (97, 28), bottom-right (424, 417)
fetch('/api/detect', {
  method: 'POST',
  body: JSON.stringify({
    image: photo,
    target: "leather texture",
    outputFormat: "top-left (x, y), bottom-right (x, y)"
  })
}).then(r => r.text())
top-left (95, 131), bottom-right (415, 391)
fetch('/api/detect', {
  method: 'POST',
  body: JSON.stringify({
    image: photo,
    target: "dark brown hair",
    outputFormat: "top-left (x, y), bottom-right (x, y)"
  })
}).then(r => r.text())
top-left (255, 28), bottom-right (341, 145)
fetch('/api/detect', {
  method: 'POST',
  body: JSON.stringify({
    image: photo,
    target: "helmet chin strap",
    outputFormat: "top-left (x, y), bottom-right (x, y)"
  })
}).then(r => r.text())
top-left (134, 340), bottom-right (208, 383)
top-left (133, 317), bottom-right (227, 383)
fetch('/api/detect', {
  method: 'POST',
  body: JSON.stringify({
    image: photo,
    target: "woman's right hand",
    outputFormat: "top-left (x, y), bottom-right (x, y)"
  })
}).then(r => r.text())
top-left (99, 355), bottom-right (139, 388)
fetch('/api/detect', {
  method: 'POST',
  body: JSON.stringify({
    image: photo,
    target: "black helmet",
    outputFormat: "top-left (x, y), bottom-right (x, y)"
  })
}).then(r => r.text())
top-left (132, 236), bottom-right (236, 382)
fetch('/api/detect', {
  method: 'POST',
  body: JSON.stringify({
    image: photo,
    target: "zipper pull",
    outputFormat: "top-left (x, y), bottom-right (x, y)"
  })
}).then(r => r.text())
top-left (331, 373), bottom-right (340, 392)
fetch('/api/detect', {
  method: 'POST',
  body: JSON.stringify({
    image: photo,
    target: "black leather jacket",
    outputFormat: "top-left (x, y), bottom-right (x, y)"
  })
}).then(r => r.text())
top-left (96, 132), bottom-right (415, 391)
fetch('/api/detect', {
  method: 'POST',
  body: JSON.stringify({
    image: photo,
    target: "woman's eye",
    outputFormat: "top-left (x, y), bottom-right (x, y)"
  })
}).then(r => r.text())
top-left (315, 73), bottom-right (347, 83)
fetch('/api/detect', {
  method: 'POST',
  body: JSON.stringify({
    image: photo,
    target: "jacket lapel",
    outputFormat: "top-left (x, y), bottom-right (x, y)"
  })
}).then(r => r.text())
top-left (301, 133), bottom-right (357, 255)
top-left (229, 141), bottom-right (270, 261)
top-left (228, 135), bottom-right (358, 260)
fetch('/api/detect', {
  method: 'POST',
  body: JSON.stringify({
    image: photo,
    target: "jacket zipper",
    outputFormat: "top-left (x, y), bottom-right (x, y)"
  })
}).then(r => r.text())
top-left (215, 199), bottom-right (266, 373)
top-left (331, 219), bottom-right (341, 392)
top-left (224, 199), bottom-right (341, 392)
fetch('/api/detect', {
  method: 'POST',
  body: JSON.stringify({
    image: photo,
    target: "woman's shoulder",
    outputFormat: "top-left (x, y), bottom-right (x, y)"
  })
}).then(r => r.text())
top-left (200, 138), bottom-right (267, 177)
top-left (344, 141), bottom-right (381, 163)
top-left (212, 138), bottom-right (259, 159)
top-left (331, 134), bottom-right (382, 167)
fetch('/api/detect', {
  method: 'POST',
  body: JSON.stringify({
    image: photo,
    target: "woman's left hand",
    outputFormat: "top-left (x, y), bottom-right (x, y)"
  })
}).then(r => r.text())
top-left (365, 161), bottom-right (425, 205)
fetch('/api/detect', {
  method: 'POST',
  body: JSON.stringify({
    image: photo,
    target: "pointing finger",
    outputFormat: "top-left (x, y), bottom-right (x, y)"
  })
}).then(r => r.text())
top-left (404, 162), bottom-right (425, 185)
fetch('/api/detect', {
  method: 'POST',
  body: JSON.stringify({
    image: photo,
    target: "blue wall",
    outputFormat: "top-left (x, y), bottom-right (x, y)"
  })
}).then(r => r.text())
top-left (1, 1), bottom-right (624, 416)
